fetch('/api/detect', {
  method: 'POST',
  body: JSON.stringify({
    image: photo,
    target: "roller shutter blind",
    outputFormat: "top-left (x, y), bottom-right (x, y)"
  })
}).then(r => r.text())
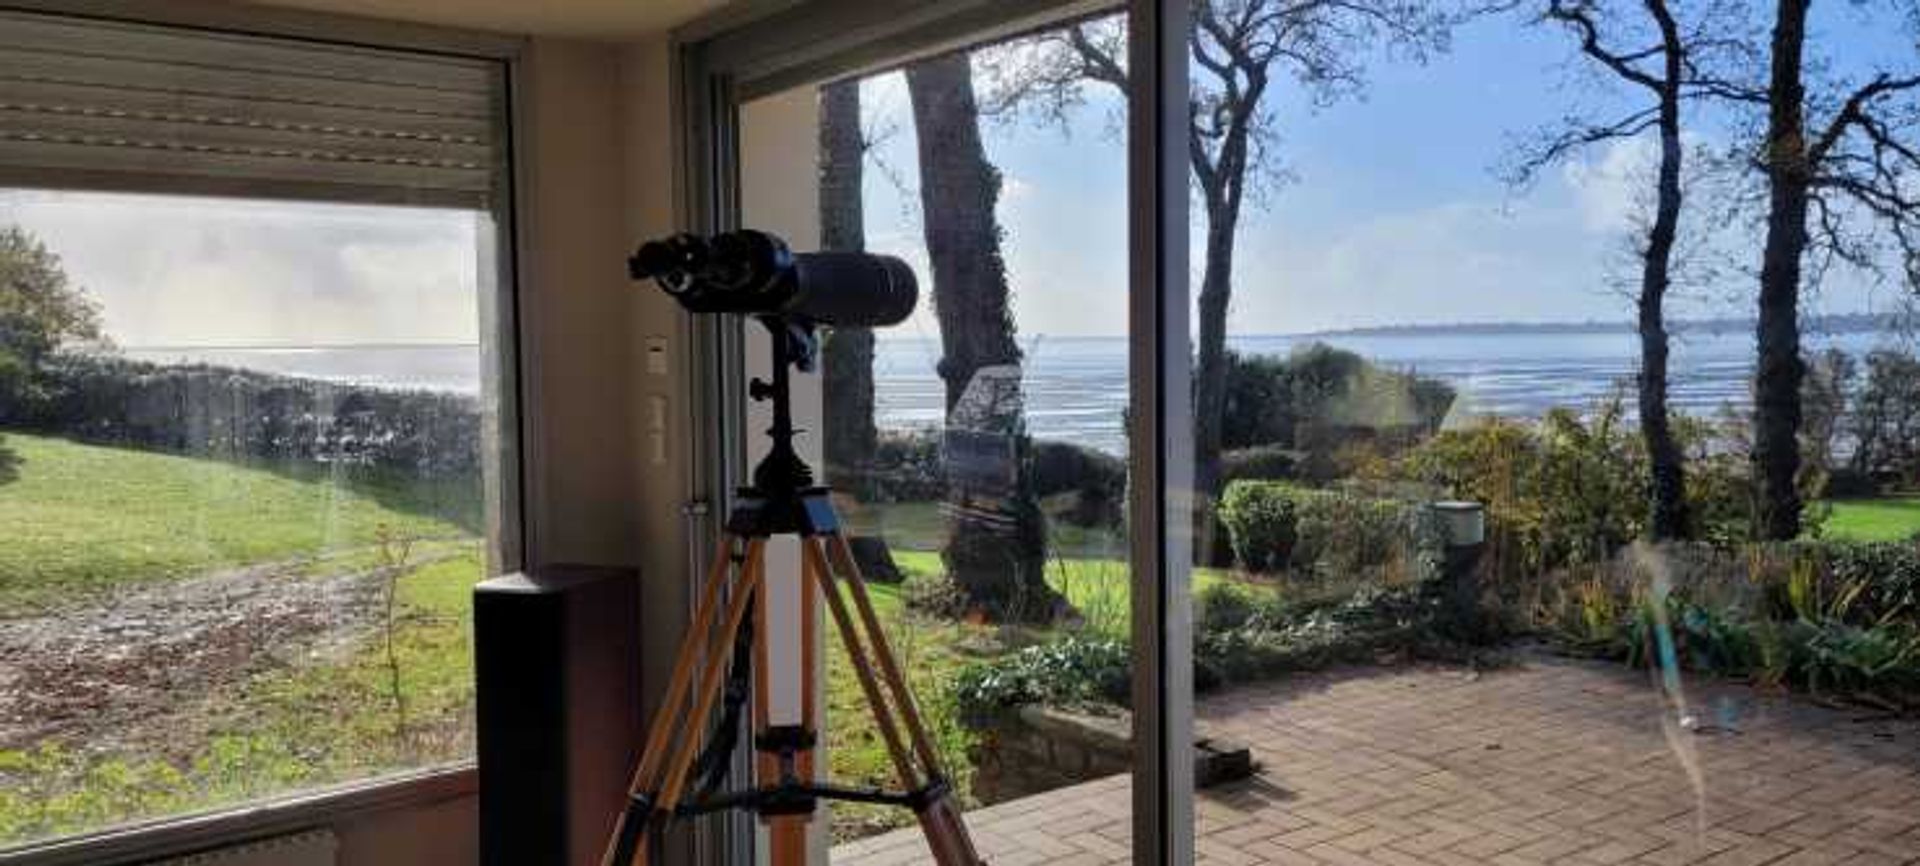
top-left (0, 10), bottom-right (504, 208)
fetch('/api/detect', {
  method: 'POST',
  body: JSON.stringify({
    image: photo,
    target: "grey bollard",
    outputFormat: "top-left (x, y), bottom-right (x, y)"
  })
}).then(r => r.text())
top-left (1430, 501), bottom-right (1486, 641)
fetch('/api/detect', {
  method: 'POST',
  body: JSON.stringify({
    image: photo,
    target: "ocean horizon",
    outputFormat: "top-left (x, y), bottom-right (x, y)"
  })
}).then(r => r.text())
top-left (120, 326), bottom-right (1916, 456)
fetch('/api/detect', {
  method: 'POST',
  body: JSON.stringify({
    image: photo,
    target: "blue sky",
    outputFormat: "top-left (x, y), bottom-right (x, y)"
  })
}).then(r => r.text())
top-left (856, 4), bottom-right (1912, 338)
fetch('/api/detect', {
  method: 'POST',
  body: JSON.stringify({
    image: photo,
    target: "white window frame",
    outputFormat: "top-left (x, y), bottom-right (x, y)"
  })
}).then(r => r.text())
top-left (0, 4), bottom-right (526, 864)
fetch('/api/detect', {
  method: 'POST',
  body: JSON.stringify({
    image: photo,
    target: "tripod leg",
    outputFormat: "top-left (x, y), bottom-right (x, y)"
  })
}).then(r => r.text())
top-left (816, 535), bottom-right (988, 866)
top-left (603, 535), bottom-right (742, 866)
top-left (800, 539), bottom-right (922, 789)
top-left (763, 540), bottom-right (822, 866)
top-left (825, 532), bottom-right (948, 779)
top-left (603, 537), bottom-right (768, 866)
top-left (654, 538), bottom-right (771, 815)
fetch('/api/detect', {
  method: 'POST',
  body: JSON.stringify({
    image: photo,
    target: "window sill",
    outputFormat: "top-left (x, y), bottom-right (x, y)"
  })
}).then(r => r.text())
top-left (0, 764), bottom-right (478, 866)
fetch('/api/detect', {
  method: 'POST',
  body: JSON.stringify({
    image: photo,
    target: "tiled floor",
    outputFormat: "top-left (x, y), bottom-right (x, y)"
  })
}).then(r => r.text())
top-left (832, 656), bottom-right (1920, 865)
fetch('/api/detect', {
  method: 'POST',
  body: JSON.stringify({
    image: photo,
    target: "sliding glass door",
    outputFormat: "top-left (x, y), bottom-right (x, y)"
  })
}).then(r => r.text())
top-left (679, 1), bottom-right (1191, 863)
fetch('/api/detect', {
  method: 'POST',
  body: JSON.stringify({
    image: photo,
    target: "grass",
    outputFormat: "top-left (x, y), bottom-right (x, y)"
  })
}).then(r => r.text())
top-left (824, 529), bottom-right (1241, 840)
top-left (1824, 495), bottom-right (1920, 542)
top-left (0, 432), bottom-right (472, 610)
top-left (0, 547), bottom-right (485, 845)
top-left (824, 576), bottom-right (991, 842)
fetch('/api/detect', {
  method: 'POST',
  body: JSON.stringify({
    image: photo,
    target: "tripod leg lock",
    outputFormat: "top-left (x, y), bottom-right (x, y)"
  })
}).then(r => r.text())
top-left (607, 792), bottom-right (659, 866)
top-left (754, 725), bottom-right (817, 754)
top-left (903, 777), bottom-right (950, 814)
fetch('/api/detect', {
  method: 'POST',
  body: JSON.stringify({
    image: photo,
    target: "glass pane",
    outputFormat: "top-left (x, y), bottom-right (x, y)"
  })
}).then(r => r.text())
top-left (740, 17), bottom-right (1138, 862)
top-left (0, 191), bottom-right (497, 847)
top-left (1185, 1), bottom-right (1920, 864)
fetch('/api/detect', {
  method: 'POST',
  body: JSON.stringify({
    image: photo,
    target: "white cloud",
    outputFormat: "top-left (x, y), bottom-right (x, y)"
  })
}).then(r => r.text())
top-left (0, 190), bottom-right (481, 347)
top-left (1562, 136), bottom-right (1658, 233)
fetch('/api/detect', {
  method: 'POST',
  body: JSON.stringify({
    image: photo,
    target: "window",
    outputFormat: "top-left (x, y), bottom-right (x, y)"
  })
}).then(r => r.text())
top-left (1179, 1), bottom-right (1920, 863)
top-left (0, 12), bottom-right (512, 852)
top-left (736, 17), bottom-right (1145, 859)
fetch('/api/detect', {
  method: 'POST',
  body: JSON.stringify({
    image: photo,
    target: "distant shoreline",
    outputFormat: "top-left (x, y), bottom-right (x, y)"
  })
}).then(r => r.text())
top-left (873, 312), bottom-right (1911, 343)
top-left (1298, 312), bottom-right (1910, 340)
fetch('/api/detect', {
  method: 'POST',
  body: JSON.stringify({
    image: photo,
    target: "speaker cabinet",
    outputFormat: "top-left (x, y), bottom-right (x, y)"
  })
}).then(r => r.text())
top-left (475, 566), bottom-right (641, 866)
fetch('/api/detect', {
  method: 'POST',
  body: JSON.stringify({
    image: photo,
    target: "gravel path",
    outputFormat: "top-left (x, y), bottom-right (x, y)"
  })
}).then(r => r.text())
top-left (0, 558), bottom-right (408, 749)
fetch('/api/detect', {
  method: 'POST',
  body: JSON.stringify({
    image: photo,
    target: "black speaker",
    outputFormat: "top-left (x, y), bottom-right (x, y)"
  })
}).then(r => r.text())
top-left (475, 565), bottom-right (641, 866)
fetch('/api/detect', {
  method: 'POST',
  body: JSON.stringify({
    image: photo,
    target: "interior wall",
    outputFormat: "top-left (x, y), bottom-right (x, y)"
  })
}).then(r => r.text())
top-left (618, 32), bottom-right (696, 754)
top-left (518, 36), bottom-right (645, 570)
top-left (331, 793), bottom-right (478, 866)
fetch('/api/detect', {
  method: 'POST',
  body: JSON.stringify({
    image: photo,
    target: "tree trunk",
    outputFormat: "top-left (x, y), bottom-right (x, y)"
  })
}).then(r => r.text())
top-left (906, 54), bottom-right (1058, 621)
top-left (1753, 0), bottom-right (1812, 541)
top-left (1194, 214), bottom-right (1236, 498)
top-left (1640, 0), bottom-right (1688, 541)
top-left (817, 79), bottom-right (878, 492)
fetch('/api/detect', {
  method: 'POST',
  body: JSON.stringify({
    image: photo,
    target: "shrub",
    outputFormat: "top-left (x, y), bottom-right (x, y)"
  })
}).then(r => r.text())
top-left (1824, 541), bottom-right (1920, 625)
top-left (951, 636), bottom-right (1130, 722)
top-left (1291, 488), bottom-right (1416, 581)
top-left (1537, 541), bottom-right (1920, 704)
top-left (25, 353), bottom-right (480, 477)
top-left (1195, 581), bottom-right (1265, 633)
top-left (1221, 445), bottom-right (1297, 482)
top-left (1218, 480), bottom-right (1443, 582)
top-left (902, 570), bottom-right (970, 619)
top-left (1029, 439), bottom-right (1125, 528)
top-left (1218, 482), bottom-right (1299, 572)
top-left (865, 429), bottom-right (944, 501)
top-left (955, 582), bottom-right (1451, 721)
top-left (1220, 345), bottom-right (1454, 456)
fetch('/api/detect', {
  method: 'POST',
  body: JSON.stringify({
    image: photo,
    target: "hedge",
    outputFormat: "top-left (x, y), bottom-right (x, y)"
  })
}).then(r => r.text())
top-left (1218, 480), bottom-right (1444, 580)
top-left (16, 353), bottom-right (481, 477)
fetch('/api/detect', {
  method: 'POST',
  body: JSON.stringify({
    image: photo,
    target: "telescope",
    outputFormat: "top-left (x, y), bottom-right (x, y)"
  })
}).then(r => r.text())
top-left (609, 231), bottom-right (985, 866)
top-left (630, 229), bottom-right (917, 329)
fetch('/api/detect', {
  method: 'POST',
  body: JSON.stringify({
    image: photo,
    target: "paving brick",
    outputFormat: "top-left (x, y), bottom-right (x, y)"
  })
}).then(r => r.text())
top-left (829, 657), bottom-right (1920, 865)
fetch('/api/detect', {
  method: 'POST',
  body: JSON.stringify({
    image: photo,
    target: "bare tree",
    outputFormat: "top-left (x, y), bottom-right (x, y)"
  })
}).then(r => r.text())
top-left (1508, 0), bottom-right (1753, 540)
top-left (982, 1), bottom-right (1460, 505)
top-left (1747, 0), bottom-right (1920, 539)
top-left (907, 53), bottom-right (1060, 620)
top-left (818, 79), bottom-right (879, 492)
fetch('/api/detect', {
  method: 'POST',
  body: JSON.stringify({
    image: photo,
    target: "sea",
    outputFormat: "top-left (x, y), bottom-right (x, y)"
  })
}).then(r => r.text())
top-left (123, 327), bottom-right (1915, 457)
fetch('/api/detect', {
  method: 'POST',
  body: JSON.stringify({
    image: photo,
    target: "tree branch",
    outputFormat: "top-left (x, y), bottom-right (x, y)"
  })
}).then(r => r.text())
top-left (1811, 73), bottom-right (1920, 167)
top-left (1544, 0), bottom-right (1663, 92)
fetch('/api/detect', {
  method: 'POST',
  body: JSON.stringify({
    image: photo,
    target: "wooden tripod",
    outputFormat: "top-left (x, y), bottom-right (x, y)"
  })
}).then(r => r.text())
top-left (600, 488), bottom-right (986, 866)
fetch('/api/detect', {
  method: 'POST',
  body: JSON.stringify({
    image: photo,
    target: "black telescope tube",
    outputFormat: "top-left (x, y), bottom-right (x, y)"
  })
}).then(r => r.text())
top-left (785, 252), bottom-right (918, 328)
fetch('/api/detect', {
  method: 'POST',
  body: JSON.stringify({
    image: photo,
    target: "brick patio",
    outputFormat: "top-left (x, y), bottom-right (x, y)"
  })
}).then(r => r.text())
top-left (832, 655), bottom-right (1920, 865)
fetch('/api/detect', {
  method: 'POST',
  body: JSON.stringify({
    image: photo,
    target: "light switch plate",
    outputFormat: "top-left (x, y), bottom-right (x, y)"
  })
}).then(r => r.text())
top-left (645, 337), bottom-right (668, 376)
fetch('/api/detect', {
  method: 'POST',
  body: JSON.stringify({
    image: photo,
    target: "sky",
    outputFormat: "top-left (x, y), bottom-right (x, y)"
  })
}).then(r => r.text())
top-left (849, 3), bottom-right (1918, 338)
top-left (1, 5), bottom-right (1911, 350)
top-left (0, 190), bottom-right (482, 349)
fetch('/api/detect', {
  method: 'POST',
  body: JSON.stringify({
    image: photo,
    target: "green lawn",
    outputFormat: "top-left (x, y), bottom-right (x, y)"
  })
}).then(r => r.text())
top-left (0, 431), bottom-right (485, 845)
top-left (0, 432), bottom-right (472, 610)
top-left (0, 547), bottom-right (484, 844)
top-left (823, 576), bottom-right (989, 841)
top-left (1824, 496), bottom-right (1920, 542)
